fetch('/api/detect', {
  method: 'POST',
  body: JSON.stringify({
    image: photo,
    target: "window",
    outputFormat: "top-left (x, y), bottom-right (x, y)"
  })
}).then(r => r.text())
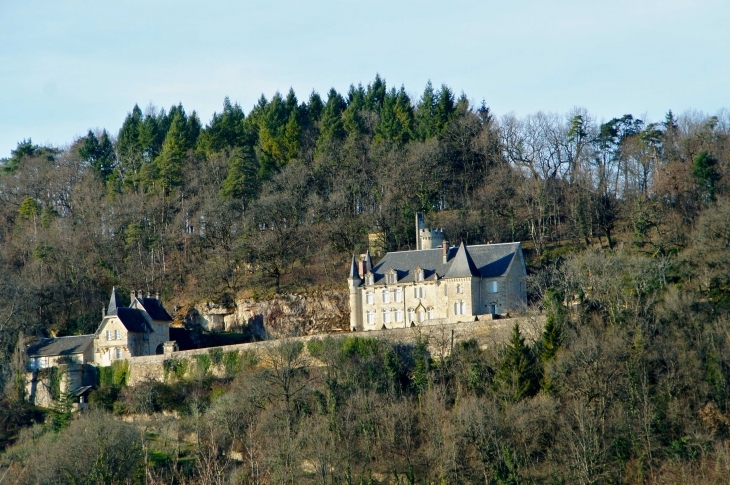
top-left (408, 308), bottom-right (415, 323)
top-left (414, 287), bottom-right (425, 299)
top-left (368, 275), bottom-right (374, 285)
top-left (366, 310), bottom-right (375, 325)
top-left (388, 273), bottom-right (396, 284)
top-left (116, 348), bottom-right (122, 359)
top-left (383, 309), bottom-right (391, 324)
top-left (454, 301), bottom-right (466, 315)
top-left (395, 288), bottom-right (403, 302)
top-left (39, 357), bottom-right (48, 369)
top-left (395, 308), bottom-right (403, 322)
top-left (382, 289), bottom-right (391, 304)
top-left (106, 330), bottom-right (112, 340)
top-left (456, 283), bottom-right (463, 294)
top-left (444, 285), bottom-right (449, 296)
top-left (366, 291), bottom-right (373, 305)
top-left (427, 308), bottom-right (434, 320)
top-left (158, 324), bottom-right (163, 334)
top-left (418, 309), bottom-right (425, 323)
top-left (109, 348), bottom-right (115, 361)
top-left (115, 329), bottom-right (121, 340)
top-left (417, 271), bottom-right (424, 282)
top-left (488, 281), bottom-right (498, 293)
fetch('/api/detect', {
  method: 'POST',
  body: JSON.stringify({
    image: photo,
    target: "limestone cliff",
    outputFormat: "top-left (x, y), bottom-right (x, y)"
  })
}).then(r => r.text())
top-left (185, 290), bottom-right (350, 338)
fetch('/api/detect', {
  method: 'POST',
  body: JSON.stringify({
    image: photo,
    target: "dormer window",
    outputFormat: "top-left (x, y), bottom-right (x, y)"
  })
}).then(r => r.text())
top-left (387, 271), bottom-right (397, 284)
top-left (415, 267), bottom-right (424, 282)
top-left (366, 274), bottom-right (374, 286)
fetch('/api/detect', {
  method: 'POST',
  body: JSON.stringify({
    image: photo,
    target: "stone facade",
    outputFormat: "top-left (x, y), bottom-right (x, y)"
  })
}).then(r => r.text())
top-left (349, 215), bottom-right (527, 332)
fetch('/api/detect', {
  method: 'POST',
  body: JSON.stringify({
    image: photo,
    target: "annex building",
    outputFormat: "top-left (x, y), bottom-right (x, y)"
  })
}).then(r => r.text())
top-left (348, 214), bottom-right (527, 331)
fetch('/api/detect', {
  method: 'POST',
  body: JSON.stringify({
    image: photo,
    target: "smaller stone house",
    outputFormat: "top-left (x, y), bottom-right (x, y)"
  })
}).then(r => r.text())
top-left (25, 287), bottom-right (174, 407)
top-left (95, 288), bottom-right (172, 365)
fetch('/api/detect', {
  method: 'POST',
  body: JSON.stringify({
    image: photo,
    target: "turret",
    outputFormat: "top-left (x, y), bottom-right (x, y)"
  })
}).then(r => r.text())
top-left (348, 255), bottom-right (363, 331)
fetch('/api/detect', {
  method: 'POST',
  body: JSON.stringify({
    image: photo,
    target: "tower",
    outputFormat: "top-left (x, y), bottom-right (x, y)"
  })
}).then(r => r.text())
top-left (348, 255), bottom-right (363, 331)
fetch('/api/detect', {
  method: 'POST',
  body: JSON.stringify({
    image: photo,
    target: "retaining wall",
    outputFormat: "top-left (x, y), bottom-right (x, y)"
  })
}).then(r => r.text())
top-left (126, 315), bottom-right (543, 386)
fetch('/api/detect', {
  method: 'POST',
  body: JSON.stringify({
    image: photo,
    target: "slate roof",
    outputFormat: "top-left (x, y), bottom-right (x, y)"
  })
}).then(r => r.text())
top-left (107, 287), bottom-right (123, 316)
top-left (368, 242), bottom-right (523, 285)
top-left (114, 307), bottom-right (153, 333)
top-left (348, 255), bottom-right (360, 280)
top-left (136, 297), bottom-right (173, 321)
top-left (444, 242), bottom-right (480, 278)
top-left (27, 335), bottom-right (94, 357)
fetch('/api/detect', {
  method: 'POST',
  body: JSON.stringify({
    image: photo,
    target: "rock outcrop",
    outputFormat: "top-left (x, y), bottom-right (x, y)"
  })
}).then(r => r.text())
top-left (187, 290), bottom-right (349, 338)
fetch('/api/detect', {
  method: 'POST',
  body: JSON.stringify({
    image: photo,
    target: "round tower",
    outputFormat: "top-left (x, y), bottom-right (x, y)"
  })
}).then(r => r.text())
top-left (419, 227), bottom-right (445, 250)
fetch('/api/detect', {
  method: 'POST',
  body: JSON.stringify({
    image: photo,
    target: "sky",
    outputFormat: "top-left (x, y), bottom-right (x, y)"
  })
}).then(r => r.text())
top-left (1, 0), bottom-right (728, 158)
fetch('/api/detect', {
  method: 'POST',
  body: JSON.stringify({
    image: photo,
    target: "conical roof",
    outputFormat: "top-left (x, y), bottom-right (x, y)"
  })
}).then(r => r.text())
top-left (348, 255), bottom-right (360, 280)
top-left (107, 287), bottom-right (123, 316)
top-left (444, 242), bottom-right (480, 278)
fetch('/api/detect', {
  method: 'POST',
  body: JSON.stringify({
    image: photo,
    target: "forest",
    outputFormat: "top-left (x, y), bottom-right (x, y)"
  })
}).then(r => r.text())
top-left (1, 74), bottom-right (730, 483)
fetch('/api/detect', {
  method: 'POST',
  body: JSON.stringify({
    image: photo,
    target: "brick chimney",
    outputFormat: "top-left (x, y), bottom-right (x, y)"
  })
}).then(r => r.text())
top-left (442, 241), bottom-right (449, 263)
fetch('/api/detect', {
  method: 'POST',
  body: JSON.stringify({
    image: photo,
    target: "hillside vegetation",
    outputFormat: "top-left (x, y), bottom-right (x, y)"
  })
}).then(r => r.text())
top-left (2, 76), bottom-right (730, 483)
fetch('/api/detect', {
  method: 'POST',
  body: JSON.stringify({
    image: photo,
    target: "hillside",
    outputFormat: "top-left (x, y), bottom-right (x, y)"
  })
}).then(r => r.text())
top-left (2, 77), bottom-right (730, 483)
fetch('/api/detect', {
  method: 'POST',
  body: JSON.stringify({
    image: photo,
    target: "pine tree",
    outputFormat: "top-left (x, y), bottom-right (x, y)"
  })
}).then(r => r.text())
top-left (693, 150), bottom-right (720, 202)
top-left (493, 324), bottom-right (537, 402)
top-left (221, 145), bottom-right (259, 209)
top-left (416, 81), bottom-right (438, 140)
top-left (79, 130), bottom-right (115, 180)
top-left (316, 88), bottom-right (347, 153)
top-left (117, 105), bottom-right (144, 177)
top-left (153, 111), bottom-right (188, 193)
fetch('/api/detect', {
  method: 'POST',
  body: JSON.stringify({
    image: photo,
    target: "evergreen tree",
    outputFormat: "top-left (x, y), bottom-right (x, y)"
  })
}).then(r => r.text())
top-left (375, 86), bottom-right (414, 145)
top-left (434, 85), bottom-right (456, 134)
top-left (221, 145), bottom-right (259, 209)
top-left (79, 130), bottom-right (115, 180)
top-left (365, 74), bottom-right (387, 113)
top-left (199, 97), bottom-right (247, 154)
top-left (117, 105), bottom-right (144, 177)
top-left (416, 81), bottom-right (438, 140)
top-left (308, 91), bottom-right (324, 123)
top-left (343, 84), bottom-right (368, 137)
top-left (693, 150), bottom-right (720, 202)
top-left (153, 111), bottom-right (188, 192)
top-left (493, 324), bottom-right (538, 402)
top-left (316, 88), bottom-right (347, 152)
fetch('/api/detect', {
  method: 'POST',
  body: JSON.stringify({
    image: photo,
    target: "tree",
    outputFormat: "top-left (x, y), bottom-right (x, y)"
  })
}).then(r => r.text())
top-left (692, 150), bottom-right (720, 203)
top-left (153, 111), bottom-right (188, 192)
top-left (493, 324), bottom-right (537, 403)
top-left (79, 129), bottom-right (115, 180)
top-left (220, 145), bottom-right (259, 210)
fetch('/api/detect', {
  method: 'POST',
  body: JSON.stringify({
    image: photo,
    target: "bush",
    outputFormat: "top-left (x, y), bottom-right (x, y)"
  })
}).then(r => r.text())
top-left (208, 347), bottom-right (224, 366)
top-left (222, 352), bottom-right (241, 376)
top-left (163, 358), bottom-right (188, 381)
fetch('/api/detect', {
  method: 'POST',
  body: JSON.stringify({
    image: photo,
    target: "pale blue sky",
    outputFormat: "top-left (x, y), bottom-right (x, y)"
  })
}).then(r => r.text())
top-left (1, 0), bottom-right (728, 158)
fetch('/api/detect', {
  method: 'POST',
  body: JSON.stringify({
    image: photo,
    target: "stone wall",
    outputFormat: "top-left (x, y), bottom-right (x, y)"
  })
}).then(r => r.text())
top-left (126, 315), bottom-right (543, 386)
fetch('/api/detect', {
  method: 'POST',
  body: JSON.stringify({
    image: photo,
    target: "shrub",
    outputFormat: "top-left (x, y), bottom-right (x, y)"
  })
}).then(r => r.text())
top-left (208, 347), bottom-right (224, 366)
top-left (222, 352), bottom-right (241, 376)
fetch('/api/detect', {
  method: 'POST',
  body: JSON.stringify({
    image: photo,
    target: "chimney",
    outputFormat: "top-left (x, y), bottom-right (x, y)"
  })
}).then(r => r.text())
top-left (155, 290), bottom-right (160, 300)
top-left (130, 290), bottom-right (136, 301)
top-left (358, 260), bottom-right (366, 278)
top-left (442, 241), bottom-right (449, 263)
